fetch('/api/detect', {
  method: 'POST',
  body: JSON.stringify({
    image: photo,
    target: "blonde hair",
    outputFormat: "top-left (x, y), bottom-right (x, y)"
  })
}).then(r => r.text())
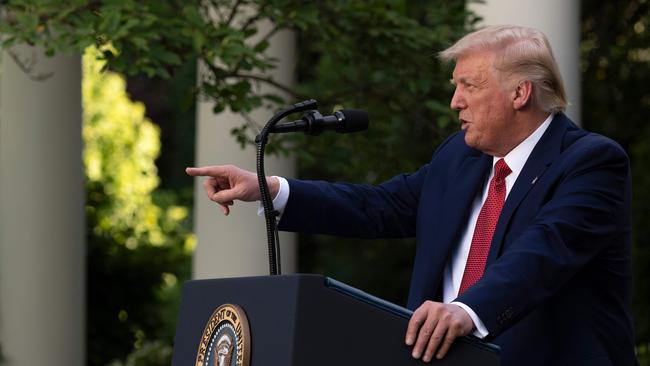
top-left (440, 25), bottom-right (567, 113)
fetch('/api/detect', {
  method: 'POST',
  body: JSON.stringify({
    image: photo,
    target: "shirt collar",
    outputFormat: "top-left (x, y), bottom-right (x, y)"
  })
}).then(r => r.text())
top-left (493, 113), bottom-right (554, 176)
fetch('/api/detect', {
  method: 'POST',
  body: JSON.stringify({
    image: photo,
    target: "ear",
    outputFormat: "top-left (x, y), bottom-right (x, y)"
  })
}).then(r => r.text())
top-left (512, 80), bottom-right (533, 110)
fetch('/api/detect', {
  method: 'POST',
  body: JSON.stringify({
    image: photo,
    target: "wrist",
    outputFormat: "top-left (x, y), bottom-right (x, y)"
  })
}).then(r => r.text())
top-left (266, 176), bottom-right (280, 199)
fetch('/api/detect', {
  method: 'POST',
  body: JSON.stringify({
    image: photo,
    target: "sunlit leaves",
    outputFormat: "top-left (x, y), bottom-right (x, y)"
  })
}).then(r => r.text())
top-left (82, 46), bottom-right (188, 249)
top-left (82, 46), bottom-right (192, 365)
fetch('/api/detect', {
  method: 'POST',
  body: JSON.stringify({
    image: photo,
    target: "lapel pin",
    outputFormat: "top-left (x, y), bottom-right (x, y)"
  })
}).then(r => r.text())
top-left (531, 176), bottom-right (538, 185)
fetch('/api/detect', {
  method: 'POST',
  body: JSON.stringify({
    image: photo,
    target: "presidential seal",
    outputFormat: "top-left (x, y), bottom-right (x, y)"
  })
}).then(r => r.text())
top-left (195, 304), bottom-right (251, 366)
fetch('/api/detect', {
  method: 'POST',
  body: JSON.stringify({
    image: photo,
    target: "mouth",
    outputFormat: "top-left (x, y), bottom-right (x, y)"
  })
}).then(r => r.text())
top-left (460, 119), bottom-right (470, 130)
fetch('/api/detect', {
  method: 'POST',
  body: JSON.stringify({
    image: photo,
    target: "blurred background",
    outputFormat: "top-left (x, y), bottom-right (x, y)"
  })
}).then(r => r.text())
top-left (0, 0), bottom-right (648, 365)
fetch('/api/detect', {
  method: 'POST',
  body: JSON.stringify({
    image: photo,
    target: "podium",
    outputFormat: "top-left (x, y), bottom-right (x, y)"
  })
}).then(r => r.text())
top-left (172, 274), bottom-right (500, 365)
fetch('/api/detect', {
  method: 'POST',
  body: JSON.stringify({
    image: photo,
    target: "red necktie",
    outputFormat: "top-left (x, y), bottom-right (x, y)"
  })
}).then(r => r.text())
top-left (459, 158), bottom-right (512, 295)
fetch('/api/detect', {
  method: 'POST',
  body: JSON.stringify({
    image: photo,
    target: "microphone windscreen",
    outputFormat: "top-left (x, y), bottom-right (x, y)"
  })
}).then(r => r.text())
top-left (339, 109), bottom-right (369, 133)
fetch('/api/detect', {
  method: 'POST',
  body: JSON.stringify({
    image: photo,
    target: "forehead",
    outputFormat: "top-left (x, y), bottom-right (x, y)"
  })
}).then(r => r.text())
top-left (451, 51), bottom-right (495, 82)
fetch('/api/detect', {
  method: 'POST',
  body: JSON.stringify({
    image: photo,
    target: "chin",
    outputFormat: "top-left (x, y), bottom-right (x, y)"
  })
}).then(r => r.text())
top-left (463, 134), bottom-right (478, 150)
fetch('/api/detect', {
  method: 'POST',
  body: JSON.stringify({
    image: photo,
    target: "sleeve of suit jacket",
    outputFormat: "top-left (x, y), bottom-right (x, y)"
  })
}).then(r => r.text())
top-left (277, 164), bottom-right (428, 238)
top-left (277, 128), bottom-right (461, 239)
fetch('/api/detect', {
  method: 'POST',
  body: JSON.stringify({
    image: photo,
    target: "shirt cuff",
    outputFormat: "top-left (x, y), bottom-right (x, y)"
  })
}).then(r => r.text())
top-left (257, 176), bottom-right (290, 217)
top-left (451, 301), bottom-right (489, 339)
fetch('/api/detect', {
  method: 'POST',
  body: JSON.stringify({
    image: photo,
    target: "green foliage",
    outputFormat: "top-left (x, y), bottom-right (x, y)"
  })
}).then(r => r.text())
top-left (1, 0), bottom-right (475, 361)
top-left (84, 45), bottom-right (166, 246)
top-left (1, 0), bottom-right (313, 117)
top-left (83, 47), bottom-right (192, 366)
top-left (106, 341), bottom-right (173, 366)
top-left (293, 0), bottom-right (472, 182)
top-left (581, 0), bottom-right (650, 357)
top-left (291, 0), bottom-right (474, 304)
top-left (0, 0), bottom-right (476, 154)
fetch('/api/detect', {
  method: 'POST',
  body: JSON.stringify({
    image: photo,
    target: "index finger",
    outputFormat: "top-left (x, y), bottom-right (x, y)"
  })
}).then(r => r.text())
top-left (186, 166), bottom-right (228, 177)
top-left (405, 307), bottom-right (427, 346)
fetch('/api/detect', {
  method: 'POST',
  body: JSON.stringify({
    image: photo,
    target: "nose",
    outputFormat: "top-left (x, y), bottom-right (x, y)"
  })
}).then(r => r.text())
top-left (450, 87), bottom-right (466, 110)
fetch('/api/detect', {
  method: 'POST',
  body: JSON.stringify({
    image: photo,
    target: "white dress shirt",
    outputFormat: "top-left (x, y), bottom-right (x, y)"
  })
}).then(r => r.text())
top-left (446, 113), bottom-right (553, 337)
top-left (266, 113), bottom-right (554, 337)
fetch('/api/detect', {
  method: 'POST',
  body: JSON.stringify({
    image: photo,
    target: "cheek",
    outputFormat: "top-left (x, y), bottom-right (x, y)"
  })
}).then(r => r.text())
top-left (469, 106), bottom-right (489, 132)
top-left (475, 102), bottom-right (502, 129)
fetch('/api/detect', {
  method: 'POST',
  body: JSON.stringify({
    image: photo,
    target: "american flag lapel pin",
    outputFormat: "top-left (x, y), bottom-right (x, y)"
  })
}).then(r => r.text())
top-left (531, 176), bottom-right (538, 185)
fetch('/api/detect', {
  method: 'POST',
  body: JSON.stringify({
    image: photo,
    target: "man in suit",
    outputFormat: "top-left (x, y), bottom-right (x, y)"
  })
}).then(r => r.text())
top-left (187, 25), bottom-right (637, 365)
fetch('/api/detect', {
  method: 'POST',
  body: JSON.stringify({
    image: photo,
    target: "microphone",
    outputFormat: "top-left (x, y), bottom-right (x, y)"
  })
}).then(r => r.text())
top-left (270, 109), bottom-right (369, 135)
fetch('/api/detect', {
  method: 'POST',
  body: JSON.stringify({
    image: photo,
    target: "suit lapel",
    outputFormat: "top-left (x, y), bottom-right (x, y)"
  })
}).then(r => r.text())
top-left (411, 143), bottom-right (495, 305)
top-left (486, 114), bottom-right (569, 264)
top-left (430, 153), bottom-right (492, 284)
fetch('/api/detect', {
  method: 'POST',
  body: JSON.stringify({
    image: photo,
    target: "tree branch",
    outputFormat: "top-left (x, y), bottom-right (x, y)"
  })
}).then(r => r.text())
top-left (254, 25), bottom-right (280, 50)
top-left (6, 48), bottom-right (53, 81)
top-left (239, 2), bottom-right (269, 32)
top-left (231, 72), bottom-right (300, 98)
top-left (229, 24), bottom-right (280, 77)
top-left (225, 0), bottom-right (243, 27)
top-left (205, 0), bottom-right (226, 24)
top-left (241, 112), bottom-right (263, 133)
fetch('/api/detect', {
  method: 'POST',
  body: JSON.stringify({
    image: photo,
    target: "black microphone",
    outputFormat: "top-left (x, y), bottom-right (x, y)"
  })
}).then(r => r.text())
top-left (270, 109), bottom-right (369, 135)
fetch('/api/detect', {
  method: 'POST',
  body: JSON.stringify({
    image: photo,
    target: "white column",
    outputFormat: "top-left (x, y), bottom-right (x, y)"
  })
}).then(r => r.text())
top-left (469, 0), bottom-right (581, 122)
top-left (0, 47), bottom-right (85, 366)
top-left (193, 20), bottom-right (297, 279)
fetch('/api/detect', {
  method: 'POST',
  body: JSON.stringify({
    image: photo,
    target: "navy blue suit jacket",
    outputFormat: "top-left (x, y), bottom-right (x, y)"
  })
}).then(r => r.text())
top-left (278, 113), bottom-right (636, 365)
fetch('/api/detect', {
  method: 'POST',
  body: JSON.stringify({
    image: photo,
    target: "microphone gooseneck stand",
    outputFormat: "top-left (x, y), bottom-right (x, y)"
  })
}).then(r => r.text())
top-left (255, 99), bottom-right (318, 275)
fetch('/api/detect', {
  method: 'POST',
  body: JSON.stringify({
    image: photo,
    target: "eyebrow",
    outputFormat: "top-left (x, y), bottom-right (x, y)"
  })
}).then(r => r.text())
top-left (450, 76), bottom-right (473, 86)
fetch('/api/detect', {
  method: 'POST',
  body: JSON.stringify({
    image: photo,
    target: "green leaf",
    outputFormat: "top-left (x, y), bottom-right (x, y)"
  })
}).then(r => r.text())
top-left (131, 36), bottom-right (148, 50)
